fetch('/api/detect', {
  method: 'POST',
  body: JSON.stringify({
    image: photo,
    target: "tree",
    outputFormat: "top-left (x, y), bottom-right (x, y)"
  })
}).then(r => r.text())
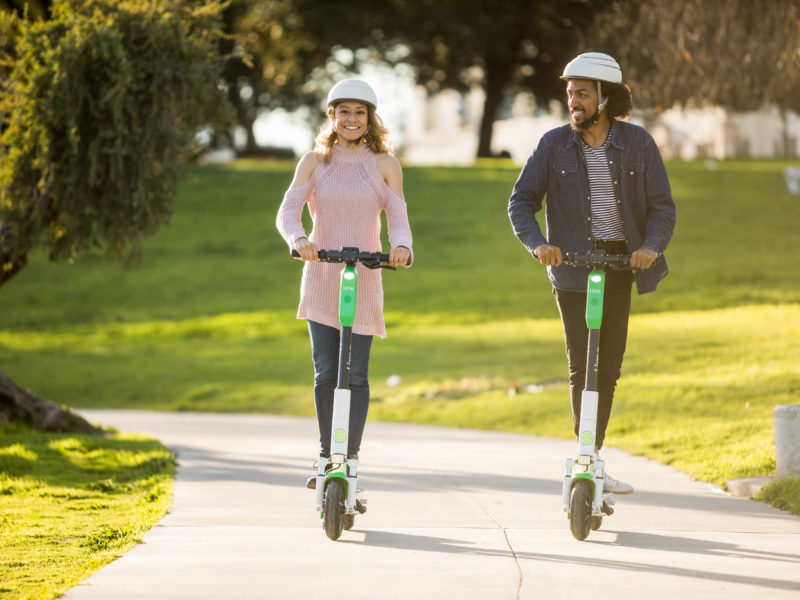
top-left (218, 0), bottom-right (268, 155)
top-left (229, 0), bottom-right (610, 158)
top-left (591, 0), bottom-right (800, 114)
top-left (0, 0), bottom-right (230, 287)
top-left (0, 0), bottom-right (52, 19)
top-left (0, 0), bottom-right (230, 429)
top-left (383, 0), bottom-right (611, 157)
top-left (220, 0), bottom-right (382, 153)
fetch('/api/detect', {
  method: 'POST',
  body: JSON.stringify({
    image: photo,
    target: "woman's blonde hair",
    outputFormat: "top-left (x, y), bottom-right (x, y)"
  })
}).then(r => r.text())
top-left (313, 102), bottom-right (391, 163)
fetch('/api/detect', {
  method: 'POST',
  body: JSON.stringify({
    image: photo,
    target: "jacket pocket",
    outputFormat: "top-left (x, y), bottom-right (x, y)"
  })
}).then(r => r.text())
top-left (619, 162), bottom-right (645, 210)
top-left (551, 162), bottom-right (579, 201)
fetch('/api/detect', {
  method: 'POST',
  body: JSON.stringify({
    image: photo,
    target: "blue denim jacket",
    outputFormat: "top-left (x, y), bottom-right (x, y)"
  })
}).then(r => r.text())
top-left (508, 120), bottom-right (676, 294)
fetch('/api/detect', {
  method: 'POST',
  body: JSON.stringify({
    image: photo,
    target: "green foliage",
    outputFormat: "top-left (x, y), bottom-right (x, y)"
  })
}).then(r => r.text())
top-left (223, 0), bottom-right (387, 137)
top-left (0, 423), bottom-right (175, 600)
top-left (0, 0), bottom-right (230, 284)
top-left (593, 0), bottom-right (800, 113)
top-left (757, 477), bottom-right (800, 517)
top-left (83, 525), bottom-right (137, 551)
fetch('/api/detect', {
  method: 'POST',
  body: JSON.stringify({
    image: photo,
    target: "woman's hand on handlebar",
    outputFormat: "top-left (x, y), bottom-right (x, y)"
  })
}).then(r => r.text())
top-left (389, 245), bottom-right (411, 267)
top-left (293, 237), bottom-right (318, 261)
top-left (630, 247), bottom-right (658, 270)
top-left (534, 243), bottom-right (563, 267)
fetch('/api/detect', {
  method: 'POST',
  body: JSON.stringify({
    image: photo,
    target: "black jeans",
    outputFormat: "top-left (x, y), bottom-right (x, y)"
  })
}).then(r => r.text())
top-left (307, 320), bottom-right (373, 457)
top-left (553, 269), bottom-right (633, 450)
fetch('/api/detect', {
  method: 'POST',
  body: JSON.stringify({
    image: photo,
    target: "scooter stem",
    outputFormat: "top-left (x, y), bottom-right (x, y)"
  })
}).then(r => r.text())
top-left (578, 268), bottom-right (605, 459)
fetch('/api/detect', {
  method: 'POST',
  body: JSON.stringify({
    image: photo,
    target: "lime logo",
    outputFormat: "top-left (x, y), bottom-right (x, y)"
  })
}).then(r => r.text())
top-left (333, 429), bottom-right (346, 443)
top-left (580, 431), bottom-right (594, 445)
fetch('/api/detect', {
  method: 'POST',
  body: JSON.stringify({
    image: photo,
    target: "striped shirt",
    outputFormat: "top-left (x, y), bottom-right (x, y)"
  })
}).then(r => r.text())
top-left (581, 131), bottom-right (625, 240)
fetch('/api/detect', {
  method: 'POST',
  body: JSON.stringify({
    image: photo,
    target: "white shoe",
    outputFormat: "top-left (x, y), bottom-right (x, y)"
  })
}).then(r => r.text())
top-left (603, 472), bottom-right (634, 494)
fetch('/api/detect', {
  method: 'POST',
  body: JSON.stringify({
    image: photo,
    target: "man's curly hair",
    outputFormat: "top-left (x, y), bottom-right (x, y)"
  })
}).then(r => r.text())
top-left (603, 82), bottom-right (633, 120)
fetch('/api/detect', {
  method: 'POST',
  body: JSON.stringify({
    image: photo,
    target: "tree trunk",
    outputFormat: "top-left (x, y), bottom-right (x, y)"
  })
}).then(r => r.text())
top-left (243, 118), bottom-right (259, 155)
top-left (0, 372), bottom-right (102, 435)
top-left (0, 252), bottom-right (27, 287)
top-left (476, 59), bottom-right (512, 158)
top-left (0, 224), bottom-right (29, 287)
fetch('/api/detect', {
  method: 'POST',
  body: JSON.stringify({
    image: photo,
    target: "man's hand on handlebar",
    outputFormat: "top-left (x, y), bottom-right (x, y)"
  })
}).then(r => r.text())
top-left (534, 243), bottom-right (563, 267)
top-left (293, 237), bottom-right (318, 262)
top-left (389, 246), bottom-right (411, 267)
top-left (630, 247), bottom-right (658, 270)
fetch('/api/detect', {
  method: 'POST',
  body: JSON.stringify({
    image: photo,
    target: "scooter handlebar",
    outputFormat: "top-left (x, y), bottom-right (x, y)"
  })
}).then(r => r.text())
top-left (290, 247), bottom-right (395, 270)
top-left (563, 250), bottom-right (634, 270)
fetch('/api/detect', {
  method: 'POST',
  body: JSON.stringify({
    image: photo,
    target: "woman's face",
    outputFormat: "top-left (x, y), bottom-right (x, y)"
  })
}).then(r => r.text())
top-left (332, 101), bottom-right (369, 144)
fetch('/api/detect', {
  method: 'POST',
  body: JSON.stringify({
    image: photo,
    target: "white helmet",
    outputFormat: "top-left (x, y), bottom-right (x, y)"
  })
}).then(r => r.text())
top-left (560, 52), bottom-right (622, 84)
top-left (327, 79), bottom-right (378, 110)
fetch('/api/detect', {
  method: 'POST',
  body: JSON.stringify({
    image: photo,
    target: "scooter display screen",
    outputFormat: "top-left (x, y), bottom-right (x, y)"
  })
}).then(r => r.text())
top-left (340, 247), bottom-right (359, 263)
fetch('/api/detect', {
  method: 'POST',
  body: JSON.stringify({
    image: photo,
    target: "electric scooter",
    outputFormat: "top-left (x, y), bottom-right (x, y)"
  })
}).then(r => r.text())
top-left (560, 249), bottom-right (633, 541)
top-left (292, 246), bottom-right (395, 540)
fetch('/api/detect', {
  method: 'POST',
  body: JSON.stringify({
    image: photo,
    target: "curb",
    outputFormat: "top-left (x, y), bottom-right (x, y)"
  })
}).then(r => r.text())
top-left (726, 475), bottom-right (777, 499)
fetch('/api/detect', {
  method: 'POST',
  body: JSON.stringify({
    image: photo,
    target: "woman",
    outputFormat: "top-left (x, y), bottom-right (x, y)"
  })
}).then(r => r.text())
top-left (276, 79), bottom-right (413, 489)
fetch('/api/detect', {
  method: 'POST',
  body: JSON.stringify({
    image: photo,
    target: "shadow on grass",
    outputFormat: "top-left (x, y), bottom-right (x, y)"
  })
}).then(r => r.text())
top-left (0, 426), bottom-right (174, 495)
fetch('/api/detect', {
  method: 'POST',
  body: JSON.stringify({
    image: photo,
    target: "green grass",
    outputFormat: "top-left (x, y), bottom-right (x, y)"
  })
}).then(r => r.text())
top-left (758, 477), bottom-right (800, 516)
top-left (0, 158), bottom-right (799, 597)
top-left (0, 424), bottom-right (174, 600)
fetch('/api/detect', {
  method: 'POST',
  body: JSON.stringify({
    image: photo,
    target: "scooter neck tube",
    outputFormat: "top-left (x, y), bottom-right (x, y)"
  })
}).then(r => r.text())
top-left (338, 325), bottom-right (353, 389)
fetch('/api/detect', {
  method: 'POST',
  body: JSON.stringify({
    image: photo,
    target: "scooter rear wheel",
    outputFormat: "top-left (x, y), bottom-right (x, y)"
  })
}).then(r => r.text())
top-left (343, 514), bottom-right (355, 530)
top-left (323, 479), bottom-right (345, 540)
top-left (591, 515), bottom-right (603, 530)
top-left (569, 479), bottom-right (593, 540)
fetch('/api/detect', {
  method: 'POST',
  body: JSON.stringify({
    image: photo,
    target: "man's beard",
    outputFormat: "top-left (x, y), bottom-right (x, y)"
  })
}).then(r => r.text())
top-left (570, 107), bottom-right (599, 131)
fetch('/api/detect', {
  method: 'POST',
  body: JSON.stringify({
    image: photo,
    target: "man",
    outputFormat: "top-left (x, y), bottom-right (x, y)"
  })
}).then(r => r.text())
top-left (508, 52), bottom-right (676, 493)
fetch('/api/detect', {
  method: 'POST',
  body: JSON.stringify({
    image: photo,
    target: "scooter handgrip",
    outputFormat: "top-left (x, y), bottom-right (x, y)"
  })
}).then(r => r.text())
top-left (291, 249), bottom-right (300, 258)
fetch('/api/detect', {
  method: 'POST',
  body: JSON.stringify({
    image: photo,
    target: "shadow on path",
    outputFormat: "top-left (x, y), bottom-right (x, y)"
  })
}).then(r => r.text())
top-left (171, 443), bottom-right (789, 521)
top-left (342, 529), bottom-right (800, 592)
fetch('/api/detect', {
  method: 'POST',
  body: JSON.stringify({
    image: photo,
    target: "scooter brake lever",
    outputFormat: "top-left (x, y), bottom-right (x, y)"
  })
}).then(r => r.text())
top-left (360, 258), bottom-right (395, 270)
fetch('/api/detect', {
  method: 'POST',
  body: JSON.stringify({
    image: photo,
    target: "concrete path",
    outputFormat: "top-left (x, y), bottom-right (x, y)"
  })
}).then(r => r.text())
top-left (61, 411), bottom-right (800, 599)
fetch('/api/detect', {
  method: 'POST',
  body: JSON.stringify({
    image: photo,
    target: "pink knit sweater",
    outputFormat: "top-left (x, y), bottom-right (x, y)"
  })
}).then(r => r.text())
top-left (276, 143), bottom-right (413, 338)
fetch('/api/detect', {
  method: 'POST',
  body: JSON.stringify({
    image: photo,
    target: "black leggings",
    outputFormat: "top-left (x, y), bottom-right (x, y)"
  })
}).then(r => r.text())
top-left (307, 320), bottom-right (373, 457)
top-left (553, 269), bottom-right (633, 450)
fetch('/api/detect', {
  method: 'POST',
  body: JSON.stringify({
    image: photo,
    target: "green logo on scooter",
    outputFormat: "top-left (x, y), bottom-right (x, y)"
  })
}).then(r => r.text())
top-left (333, 428), bottom-right (346, 443)
top-left (580, 431), bottom-right (594, 445)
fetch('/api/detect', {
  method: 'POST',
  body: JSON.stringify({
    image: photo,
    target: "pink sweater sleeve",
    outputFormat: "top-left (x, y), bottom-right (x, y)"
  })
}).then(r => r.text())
top-left (385, 187), bottom-right (414, 265)
top-left (276, 179), bottom-right (313, 248)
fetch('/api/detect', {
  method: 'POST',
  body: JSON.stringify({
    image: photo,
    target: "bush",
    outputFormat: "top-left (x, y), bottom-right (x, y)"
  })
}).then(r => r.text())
top-left (0, 0), bottom-right (230, 283)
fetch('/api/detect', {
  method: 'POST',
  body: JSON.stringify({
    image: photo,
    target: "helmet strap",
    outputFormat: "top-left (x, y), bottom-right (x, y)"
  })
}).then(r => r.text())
top-left (596, 81), bottom-right (608, 116)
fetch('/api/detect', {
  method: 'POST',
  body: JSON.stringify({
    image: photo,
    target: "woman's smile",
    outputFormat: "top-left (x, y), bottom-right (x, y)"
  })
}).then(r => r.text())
top-left (333, 101), bottom-right (368, 144)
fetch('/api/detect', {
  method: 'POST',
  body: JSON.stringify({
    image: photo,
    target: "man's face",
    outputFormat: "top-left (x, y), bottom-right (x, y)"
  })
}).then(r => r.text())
top-left (566, 78), bottom-right (599, 131)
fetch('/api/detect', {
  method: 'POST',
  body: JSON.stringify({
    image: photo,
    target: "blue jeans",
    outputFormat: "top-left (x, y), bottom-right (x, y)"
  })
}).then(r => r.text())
top-left (307, 320), bottom-right (373, 457)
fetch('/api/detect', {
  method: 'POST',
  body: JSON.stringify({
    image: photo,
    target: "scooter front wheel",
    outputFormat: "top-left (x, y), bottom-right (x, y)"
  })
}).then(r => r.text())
top-left (323, 479), bottom-right (345, 540)
top-left (569, 479), bottom-right (593, 541)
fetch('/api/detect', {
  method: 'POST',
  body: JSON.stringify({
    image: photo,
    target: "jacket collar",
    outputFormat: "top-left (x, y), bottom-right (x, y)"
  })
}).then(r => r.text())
top-left (565, 120), bottom-right (625, 150)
